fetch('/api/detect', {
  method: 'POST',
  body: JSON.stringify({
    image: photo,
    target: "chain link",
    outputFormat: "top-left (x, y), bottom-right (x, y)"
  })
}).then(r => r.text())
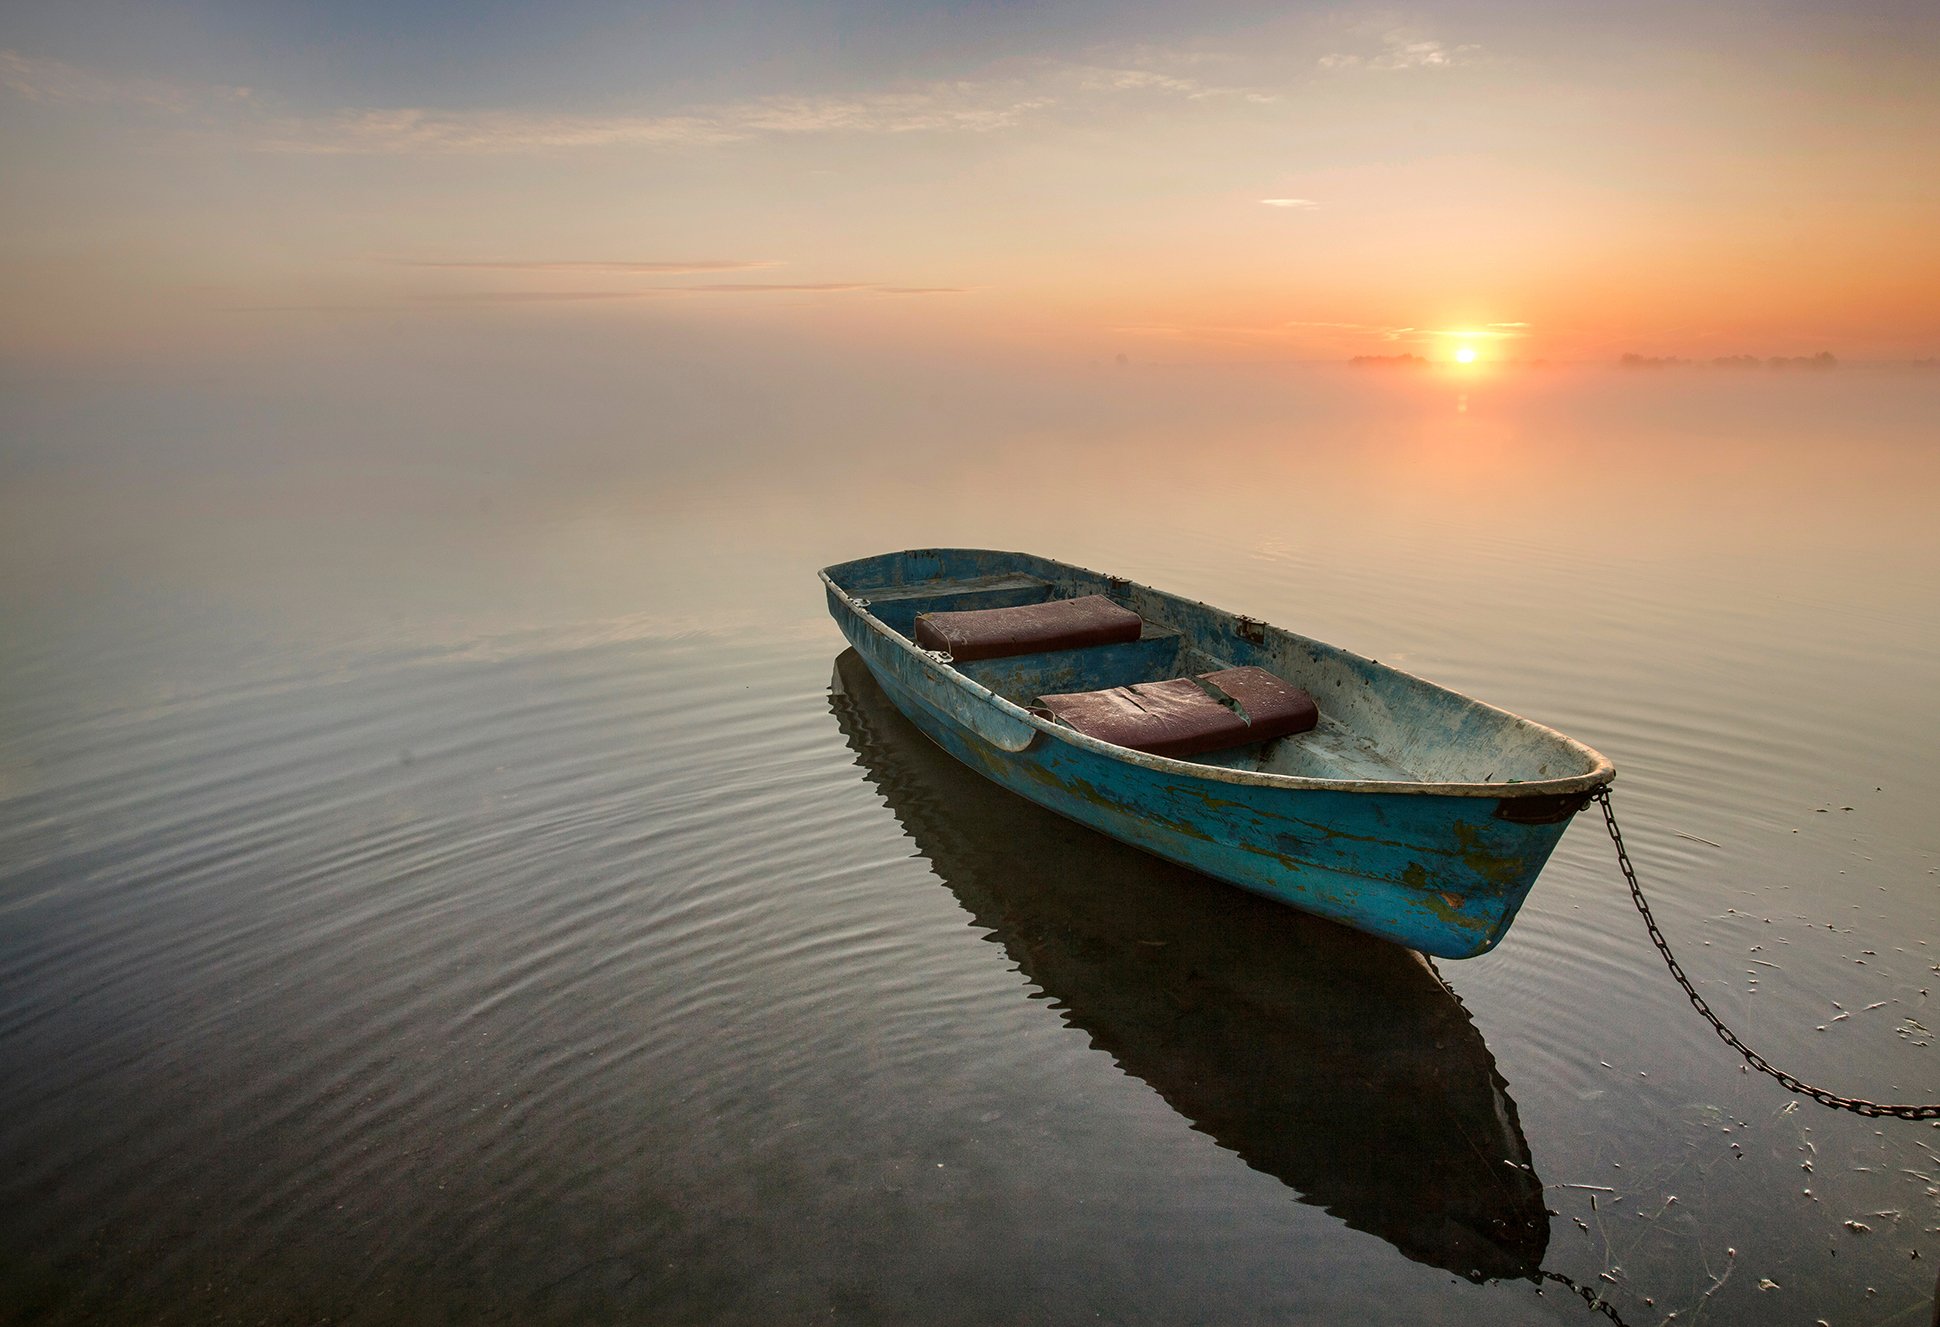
top-left (1539, 1271), bottom-right (1631, 1324)
top-left (1594, 788), bottom-right (1940, 1120)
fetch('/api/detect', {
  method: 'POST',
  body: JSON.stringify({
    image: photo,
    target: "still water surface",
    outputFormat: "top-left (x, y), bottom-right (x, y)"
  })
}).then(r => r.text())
top-left (2, 362), bottom-right (1938, 1323)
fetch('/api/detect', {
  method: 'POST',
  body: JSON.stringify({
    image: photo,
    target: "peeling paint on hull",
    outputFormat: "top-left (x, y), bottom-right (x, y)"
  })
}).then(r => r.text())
top-left (823, 549), bottom-right (1613, 958)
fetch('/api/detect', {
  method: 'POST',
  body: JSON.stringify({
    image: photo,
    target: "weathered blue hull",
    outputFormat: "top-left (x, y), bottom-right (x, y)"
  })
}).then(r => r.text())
top-left (822, 549), bottom-right (1613, 958)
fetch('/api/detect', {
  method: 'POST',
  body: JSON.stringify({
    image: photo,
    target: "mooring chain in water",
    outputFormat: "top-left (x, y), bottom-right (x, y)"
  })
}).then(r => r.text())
top-left (1539, 1270), bottom-right (1630, 1325)
top-left (1593, 788), bottom-right (1940, 1120)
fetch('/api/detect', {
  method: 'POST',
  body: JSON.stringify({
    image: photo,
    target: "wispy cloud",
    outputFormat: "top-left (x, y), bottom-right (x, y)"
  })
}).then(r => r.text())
top-left (2, 46), bottom-right (1279, 156)
top-left (1071, 66), bottom-right (1204, 96)
top-left (1260, 198), bottom-right (1319, 209)
top-left (400, 281), bottom-right (970, 305)
top-left (0, 48), bottom-right (249, 113)
top-left (1319, 31), bottom-right (1480, 71)
top-left (1110, 317), bottom-right (1534, 351)
top-left (684, 282), bottom-right (971, 294)
top-left (255, 87), bottom-right (1058, 154)
top-left (683, 282), bottom-right (872, 293)
top-left (254, 57), bottom-right (1286, 154)
top-left (1065, 63), bottom-right (1277, 104)
top-left (382, 255), bottom-right (973, 306)
top-left (1108, 322), bottom-right (1307, 348)
top-left (391, 258), bottom-right (780, 274)
top-left (1392, 323), bottom-right (1531, 341)
top-left (413, 290), bottom-right (663, 304)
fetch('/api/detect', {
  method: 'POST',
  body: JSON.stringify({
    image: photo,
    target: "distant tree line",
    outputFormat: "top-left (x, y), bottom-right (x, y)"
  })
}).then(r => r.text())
top-left (1619, 352), bottom-right (1838, 370)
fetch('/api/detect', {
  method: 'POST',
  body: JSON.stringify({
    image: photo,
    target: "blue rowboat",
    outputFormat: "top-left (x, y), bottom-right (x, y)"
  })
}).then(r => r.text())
top-left (820, 548), bottom-right (1614, 959)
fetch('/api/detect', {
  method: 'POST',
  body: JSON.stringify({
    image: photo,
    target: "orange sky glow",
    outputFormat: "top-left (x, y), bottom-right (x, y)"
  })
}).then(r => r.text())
top-left (2, 3), bottom-right (1936, 367)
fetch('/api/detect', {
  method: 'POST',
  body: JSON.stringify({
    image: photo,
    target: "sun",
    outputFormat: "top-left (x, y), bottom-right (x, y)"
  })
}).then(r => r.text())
top-left (1453, 345), bottom-right (1478, 364)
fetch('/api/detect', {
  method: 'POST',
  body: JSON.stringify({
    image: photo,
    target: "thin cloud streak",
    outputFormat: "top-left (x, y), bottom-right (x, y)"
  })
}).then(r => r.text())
top-left (1066, 63), bottom-right (1278, 103)
top-left (1394, 323), bottom-right (1532, 341)
top-left (684, 282), bottom-right (872, 293)
top-left (413, 290), bottom-right (666, 303)
top-left (258, 89), bottom-right (1052, 154)
top-left (401, 282), bottom-right (972, 305)
top-left (2, 46), bottom-right (1278, 156)
top-left (1260, 198), bottom-right (1319, 209)
top-left (680, 282), bottom-right (974, 294)
top-left (0, 48), bottom-right (251, 112)
top-left (392, 259), bottom-right (781, 274)
top-left (252, 57), bottom-right (1278, 154)
top-left (1110, 318), bottom-right (1537, 352)
top-left (1319, 31), bottom-right (1480, 71)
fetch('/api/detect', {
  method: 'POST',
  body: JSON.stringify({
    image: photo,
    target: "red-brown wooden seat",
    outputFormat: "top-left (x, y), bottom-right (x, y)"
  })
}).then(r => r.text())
top-left (1036, 666), bottom-right (1319, 759)
top-left (913, 594), bottom-right (1143, 662)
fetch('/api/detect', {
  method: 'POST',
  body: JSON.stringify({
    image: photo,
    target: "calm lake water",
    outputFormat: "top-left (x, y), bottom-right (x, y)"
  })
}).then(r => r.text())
top-left (3, 347), bottom-right (1938, 1324)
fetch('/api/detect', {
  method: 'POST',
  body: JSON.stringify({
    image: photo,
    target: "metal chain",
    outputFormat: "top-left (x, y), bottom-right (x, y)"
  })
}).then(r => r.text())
top-left (1539, 1271), bottom-right (1630, 1324)
top-left (1594, 788), bottom-right (1940, 1120)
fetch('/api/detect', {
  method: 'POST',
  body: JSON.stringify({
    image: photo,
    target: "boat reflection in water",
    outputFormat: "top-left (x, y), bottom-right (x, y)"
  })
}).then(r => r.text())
top-left (831, 649), bottom-right (1550, 1283)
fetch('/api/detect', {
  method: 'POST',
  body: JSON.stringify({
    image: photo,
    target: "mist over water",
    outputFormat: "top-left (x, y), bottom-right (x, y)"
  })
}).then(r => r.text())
top-left (3, 331), bottom-right (1938, 1324)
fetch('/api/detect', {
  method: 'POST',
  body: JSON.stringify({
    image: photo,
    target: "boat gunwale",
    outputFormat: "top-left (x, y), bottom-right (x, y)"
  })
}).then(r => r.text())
top-left (821, 550), bottom-right (1617, 799)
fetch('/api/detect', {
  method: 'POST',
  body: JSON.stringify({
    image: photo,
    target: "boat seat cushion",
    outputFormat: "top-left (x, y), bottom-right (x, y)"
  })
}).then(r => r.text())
top-left (1036, 667), bottom-right (1319, 759)
top-left (913, 594), bottom-right (1143, 662)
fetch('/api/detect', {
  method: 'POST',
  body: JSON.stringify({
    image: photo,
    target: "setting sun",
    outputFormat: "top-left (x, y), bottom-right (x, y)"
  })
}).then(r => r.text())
top-left (1454, 346), bottom-right (1478, 364)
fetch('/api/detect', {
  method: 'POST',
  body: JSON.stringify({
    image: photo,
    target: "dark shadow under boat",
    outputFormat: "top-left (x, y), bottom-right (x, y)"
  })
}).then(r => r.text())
top-left (830, 648), bottom-right (1551, 1283)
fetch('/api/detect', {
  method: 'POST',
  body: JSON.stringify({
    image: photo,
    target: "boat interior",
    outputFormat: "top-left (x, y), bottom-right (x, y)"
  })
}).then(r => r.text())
top-left (830, 551), bottom-right (1595, 789)
top-left (848, 568), bottom-right (1428, 782)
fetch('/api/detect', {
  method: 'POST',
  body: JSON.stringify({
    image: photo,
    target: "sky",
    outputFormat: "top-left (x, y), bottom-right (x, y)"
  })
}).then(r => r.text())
top-left (2, 0), bottom-right (1937, 367)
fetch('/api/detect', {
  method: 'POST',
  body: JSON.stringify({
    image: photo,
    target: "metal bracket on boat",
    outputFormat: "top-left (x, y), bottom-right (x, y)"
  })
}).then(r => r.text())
top-left (925, 649), bottom-right (954, 666)
top-left (850, 596), bottom-right (870, 610)
top-left (1234, 616), bottom-right (1267, 646)
top-left (1106, 576), bottom-right (1129, 600)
